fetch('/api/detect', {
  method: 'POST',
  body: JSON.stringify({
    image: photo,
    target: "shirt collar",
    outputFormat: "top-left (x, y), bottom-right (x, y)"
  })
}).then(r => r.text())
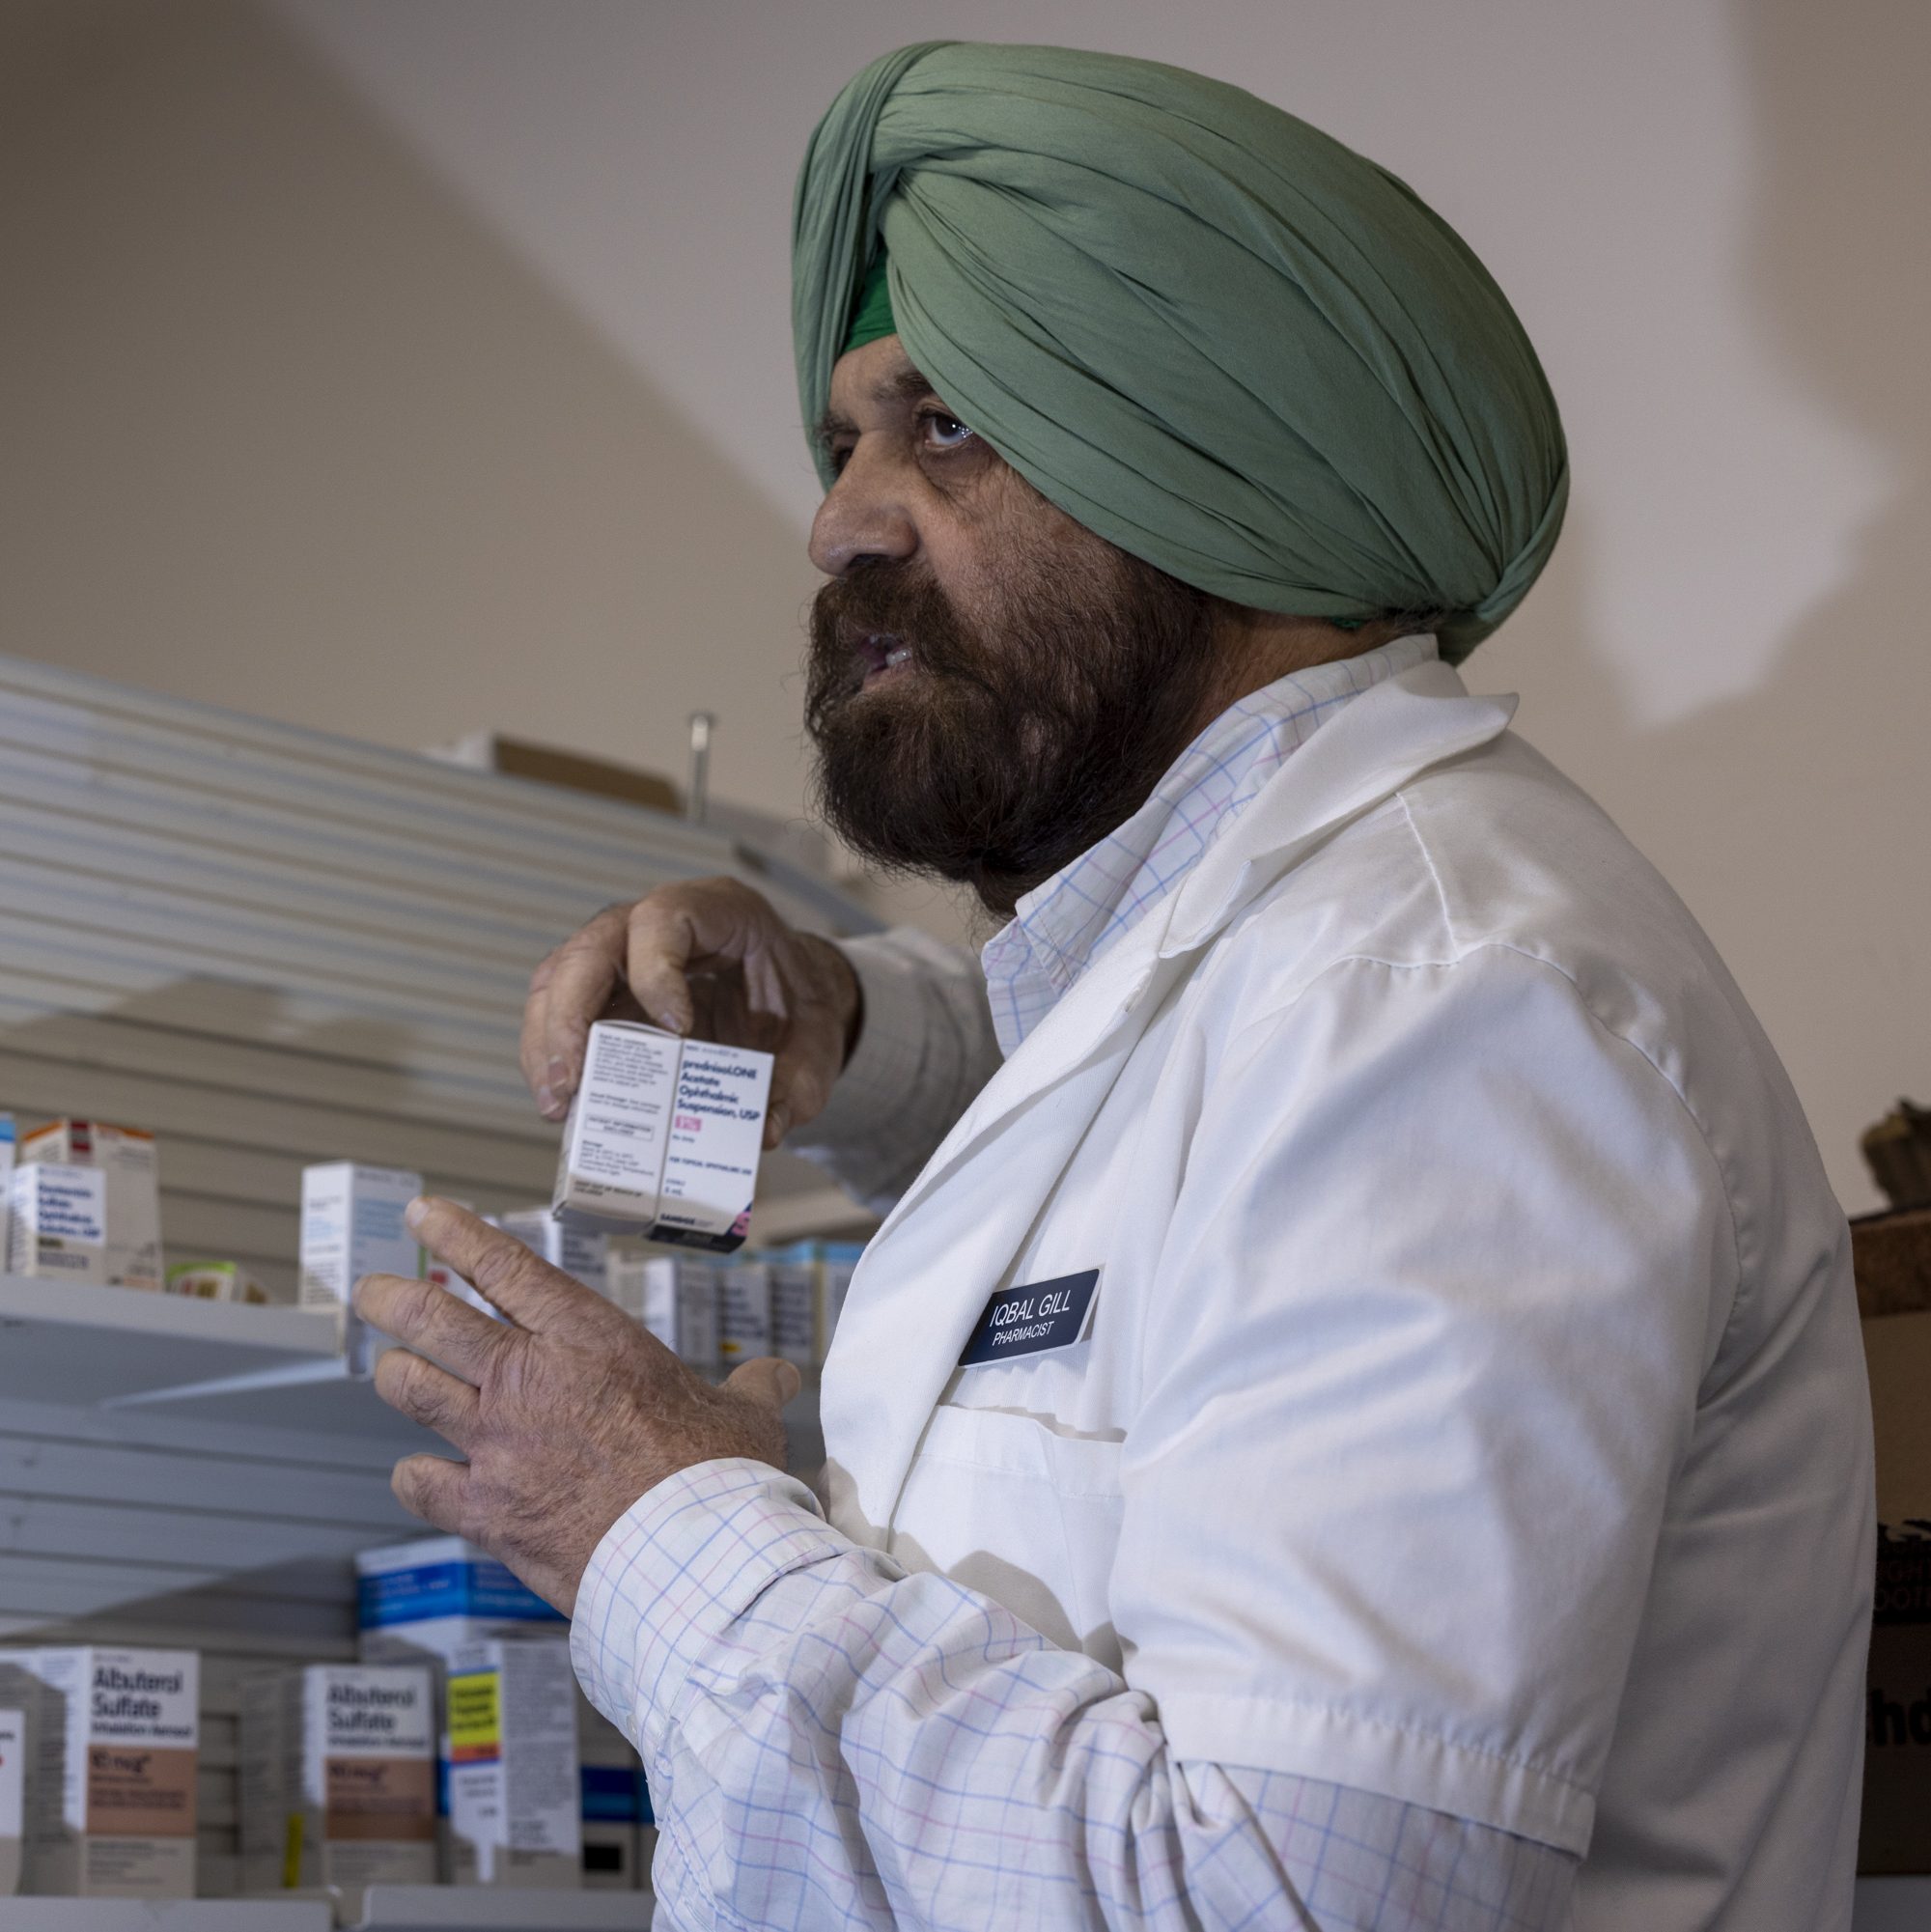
top-left (980, 633), bottom-right (1439, 1055)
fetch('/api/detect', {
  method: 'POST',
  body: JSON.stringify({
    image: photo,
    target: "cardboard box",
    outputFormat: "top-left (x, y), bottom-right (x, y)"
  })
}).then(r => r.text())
top-left (552, 1022), bottom-right (772, 1252)
top-left (608, 1251), bottom-right (720, 1375)
top-left (0, 1114), bottom-right (14, 1269)
top-left (1861, 1306), bottom-right (1931, 1872)
top-left (20, 1121), bottom-right (162, 1290)
top-left (576, 1704), bottom-right (643, 1891)
top-left (717, 1259), bottom-right (771, 1368)
top-left (299, 1162), bottom-right (423, 1374)
top-left (7, 1166), bottom-right (108, 1284)
top-left (495, 1209), bottom-right (609, 1296)
top-left (446, 1638), bottom-right (581, 1889)
top-left (239, 1665), bottom-right (435, 1898)
top-left (16, 1647), bottom-right (199, 1898)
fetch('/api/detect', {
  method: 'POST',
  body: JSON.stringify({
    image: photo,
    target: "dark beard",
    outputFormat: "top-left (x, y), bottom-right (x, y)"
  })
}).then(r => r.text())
top-left (804, 547), bottom-right (1221, 917)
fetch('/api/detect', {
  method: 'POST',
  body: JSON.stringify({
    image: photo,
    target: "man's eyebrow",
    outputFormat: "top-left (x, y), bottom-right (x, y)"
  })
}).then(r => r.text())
top-left (811, 366), bottom-right (949, 447)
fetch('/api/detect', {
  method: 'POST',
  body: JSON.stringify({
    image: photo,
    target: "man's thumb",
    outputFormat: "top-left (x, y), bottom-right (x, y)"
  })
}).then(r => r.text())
top-left (722, 1356), bottom-right (802, 1412)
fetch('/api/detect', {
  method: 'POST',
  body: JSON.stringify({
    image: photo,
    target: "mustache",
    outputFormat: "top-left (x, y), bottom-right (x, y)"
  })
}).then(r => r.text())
top-left (808, 566), bottom-right (994, 691)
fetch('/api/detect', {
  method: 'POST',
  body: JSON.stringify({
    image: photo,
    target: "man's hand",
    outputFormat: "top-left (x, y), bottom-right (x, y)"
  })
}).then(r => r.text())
top-left (354, 1196), bottom-right (800, 1615)
top-left (520, 877), bottom-right (860, 1149)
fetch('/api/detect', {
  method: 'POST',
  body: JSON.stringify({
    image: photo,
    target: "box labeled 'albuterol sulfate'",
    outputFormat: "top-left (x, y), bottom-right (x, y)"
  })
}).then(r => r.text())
top-left (22, 1646), bottom-right (200, 1898)
top-left (239, 1665), bottom-right (436, 1897)
top-left (552, 1021), bottom-right (772, 1251)
top-left (300, 1163), bottom-right (423, 1374)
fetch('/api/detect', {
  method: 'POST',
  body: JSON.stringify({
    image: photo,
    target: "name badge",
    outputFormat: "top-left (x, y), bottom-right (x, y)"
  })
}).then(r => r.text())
top-left (958, 1269), bottom-right (1100, 1367)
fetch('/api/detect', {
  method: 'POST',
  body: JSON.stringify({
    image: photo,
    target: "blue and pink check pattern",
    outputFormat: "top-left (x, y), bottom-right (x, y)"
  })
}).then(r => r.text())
top-left (574, 635), bottom-right (1577, 1927)
top-left (574, 1462), bottom-right (1576, 1930)
top-left (981, 633), bottom-right (1438, 1055)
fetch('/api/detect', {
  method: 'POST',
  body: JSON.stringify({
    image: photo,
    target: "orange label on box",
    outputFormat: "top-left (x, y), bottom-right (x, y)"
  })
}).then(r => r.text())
top-left (84, 1744), bottom-right (196, 1837)
top-left (323, 1755), bottom-right (435, 1843)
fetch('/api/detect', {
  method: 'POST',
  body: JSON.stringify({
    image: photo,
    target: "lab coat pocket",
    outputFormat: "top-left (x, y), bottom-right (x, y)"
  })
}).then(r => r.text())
top-left (894, 1403), bottom-right (1127, 1666)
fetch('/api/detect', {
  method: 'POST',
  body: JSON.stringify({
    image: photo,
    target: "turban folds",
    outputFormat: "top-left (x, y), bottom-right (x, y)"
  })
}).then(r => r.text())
top-left (793, 42), bottom-right (1567, 663)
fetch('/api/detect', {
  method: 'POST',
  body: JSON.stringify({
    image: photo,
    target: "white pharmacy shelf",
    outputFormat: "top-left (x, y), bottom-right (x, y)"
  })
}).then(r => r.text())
top-left (0, 1271), bottom-right (825, 1459)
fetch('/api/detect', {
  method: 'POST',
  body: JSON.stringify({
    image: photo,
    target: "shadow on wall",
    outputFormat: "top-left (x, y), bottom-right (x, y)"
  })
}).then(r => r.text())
top-left (1475, 0), bottom-right (1930, 1212)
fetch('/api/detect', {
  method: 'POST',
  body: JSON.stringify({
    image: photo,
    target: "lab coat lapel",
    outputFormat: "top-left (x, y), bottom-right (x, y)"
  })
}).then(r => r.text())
top-left (820, 661), bottom-right (1517, 1543)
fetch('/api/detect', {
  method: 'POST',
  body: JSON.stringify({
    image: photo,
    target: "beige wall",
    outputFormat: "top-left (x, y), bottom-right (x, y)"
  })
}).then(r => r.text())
top-left (2, 0), bottom-right (1925, 1210)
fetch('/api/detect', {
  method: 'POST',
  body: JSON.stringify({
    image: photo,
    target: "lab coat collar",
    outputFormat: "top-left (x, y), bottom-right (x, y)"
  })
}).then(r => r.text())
top-left (821, 660), bottom-right (1517, 1541)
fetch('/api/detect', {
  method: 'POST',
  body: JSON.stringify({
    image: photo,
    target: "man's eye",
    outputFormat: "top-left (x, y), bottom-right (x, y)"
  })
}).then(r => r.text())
top-left (919, 410), bottom-right (976, 453)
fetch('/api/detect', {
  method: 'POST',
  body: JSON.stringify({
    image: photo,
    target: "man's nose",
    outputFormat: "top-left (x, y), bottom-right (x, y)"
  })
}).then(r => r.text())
top-left (808, 447), bottom-right (919, 577)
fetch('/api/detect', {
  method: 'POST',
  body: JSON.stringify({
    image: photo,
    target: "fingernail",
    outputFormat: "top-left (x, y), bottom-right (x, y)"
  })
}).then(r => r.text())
top-left (769, 1106), bottom-right (791, 1144)
top-left (546, 1056), bottom-right (570, 1085)
top-left (404, 1196), bottom-right (429, 1231)
top-left (778, 1361), bottom-right (801, 1402)
top-left (536, 1085), bottom-right (559, 1117)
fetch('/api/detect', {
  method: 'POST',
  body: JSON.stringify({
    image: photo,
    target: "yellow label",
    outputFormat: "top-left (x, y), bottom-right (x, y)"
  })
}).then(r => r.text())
top-left (282, 1810), bottom-right (303, 1890)
top-left (446, 1668), bottom-right (501, 1764)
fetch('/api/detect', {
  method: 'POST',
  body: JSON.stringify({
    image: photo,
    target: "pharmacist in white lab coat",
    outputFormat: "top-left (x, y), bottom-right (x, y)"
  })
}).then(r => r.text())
top-left (356, 42), bottom-right (1874, 1932)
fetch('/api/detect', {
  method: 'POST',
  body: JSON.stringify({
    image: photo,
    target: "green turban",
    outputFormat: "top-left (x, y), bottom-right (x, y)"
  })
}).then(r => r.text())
top-left (793, 42), bottom-right (1568, 663)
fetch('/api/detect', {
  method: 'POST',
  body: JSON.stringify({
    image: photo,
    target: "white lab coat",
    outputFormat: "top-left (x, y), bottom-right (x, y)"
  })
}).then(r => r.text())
top-left (818, 660), bottom-right (1872, 1929)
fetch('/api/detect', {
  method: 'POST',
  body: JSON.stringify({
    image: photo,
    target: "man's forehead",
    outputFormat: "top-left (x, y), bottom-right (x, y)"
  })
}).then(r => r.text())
top-left (822, 337), bottom-right (946, 431)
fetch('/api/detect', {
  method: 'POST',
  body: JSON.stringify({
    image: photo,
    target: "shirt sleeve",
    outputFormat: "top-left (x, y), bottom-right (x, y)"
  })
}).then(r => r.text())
top-left (788, 927), bottom-right (1004, 1216)
top-left (572, 1459), bottom-right (1578, 1932)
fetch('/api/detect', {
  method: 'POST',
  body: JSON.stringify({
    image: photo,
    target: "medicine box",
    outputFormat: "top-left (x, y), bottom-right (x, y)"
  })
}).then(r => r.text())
top-left (496, 1208), bottom-right (609, 1296)
top-left (0, 1705), bottom-right (22, 1896)
top-left (239, 1665), bottom-right (435, 1897)
top-left (717, 1258), bottom-right (771, 1367)
top-left (355, 1537), bottom-right (568, 1664)
top-left (7, 1165), bottom-right (108, 1284)
top-left (16, 1646), bottom-right (199, 1898)
top-left (577, 1703), bottom-right (645, 1891)
top-left (299, 1162), bottom-right (422, 1374)
top-left (552, 1021), bottom-right (773, 1252)
top-left (446, 1638), bottom-right (582, 1889)
top-left (0, 1113), bottom-right (14, 1269)
top-left (20, 1121), bottom-right (162, 1290)
top-left (608, 1250), bottom-right (720, 1374)
top-left (766, 1242), bottom-right (822, 1369)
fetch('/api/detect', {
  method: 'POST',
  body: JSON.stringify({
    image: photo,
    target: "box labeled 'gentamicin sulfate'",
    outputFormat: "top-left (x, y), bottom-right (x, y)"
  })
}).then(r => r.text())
top-left (552, 1022), bottom-right (771, 1251)
top-left (20, 1121), bottom-right (163, 1290)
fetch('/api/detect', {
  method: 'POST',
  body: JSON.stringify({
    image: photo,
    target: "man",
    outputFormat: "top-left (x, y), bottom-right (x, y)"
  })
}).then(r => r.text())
top-left (356, 42), bottom-right (1873, 1930)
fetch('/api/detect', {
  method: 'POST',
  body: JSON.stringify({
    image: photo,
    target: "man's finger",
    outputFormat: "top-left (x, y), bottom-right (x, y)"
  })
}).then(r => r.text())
top-left (374, 1348), bottom-right (482, 1450)
top-left (408, 1197), bottom-right (605, 1334)
top-left (391, 1452), bottom-right (470, 1531)
top-left (354, 1269), bottom-right (514, 1381)
top-left (722, 1357), bottom-right (802, 1413)
top-left (527, 908), bottom-right (630, 1116)
top-left (624, 896), bottom-right (706, 1037)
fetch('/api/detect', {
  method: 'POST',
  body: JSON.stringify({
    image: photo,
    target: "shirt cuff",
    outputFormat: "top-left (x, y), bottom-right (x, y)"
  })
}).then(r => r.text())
top-left (569, 1457), bottom-right (849, 1755)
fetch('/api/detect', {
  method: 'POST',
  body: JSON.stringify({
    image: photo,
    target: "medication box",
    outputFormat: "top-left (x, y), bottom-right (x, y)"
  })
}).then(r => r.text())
top-left (552, 1021), bottom-right (772, 1252)
top-left (0, 1705), bottom-right (22, 1896)
top-left (23, 1646), bottom-right (199, 1898)
top-left (355, 1537), bottom-right (567, 1664)
top-left (299, 1162), bottom-right (422, 1374)
top-left (7, 1166), bottom-right (108, 1284)
top-left (767, 1244), bottom-right (822, 1369)
top-left (495, 1208), bottom-right (609, 1295)
top-left (717, 1258), bottom-right (771, 1367)
top-left (0, 1113), bottom-right (14, 1267)
top-left (577, 1703), bottom-right (644, 1891)
top-left (240, 1665), bottom-right (435, 1896)
top-left (446, 1639), bottom-right (581, 1889)
top-left (20, 1121), bottom-right (162, 1290)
